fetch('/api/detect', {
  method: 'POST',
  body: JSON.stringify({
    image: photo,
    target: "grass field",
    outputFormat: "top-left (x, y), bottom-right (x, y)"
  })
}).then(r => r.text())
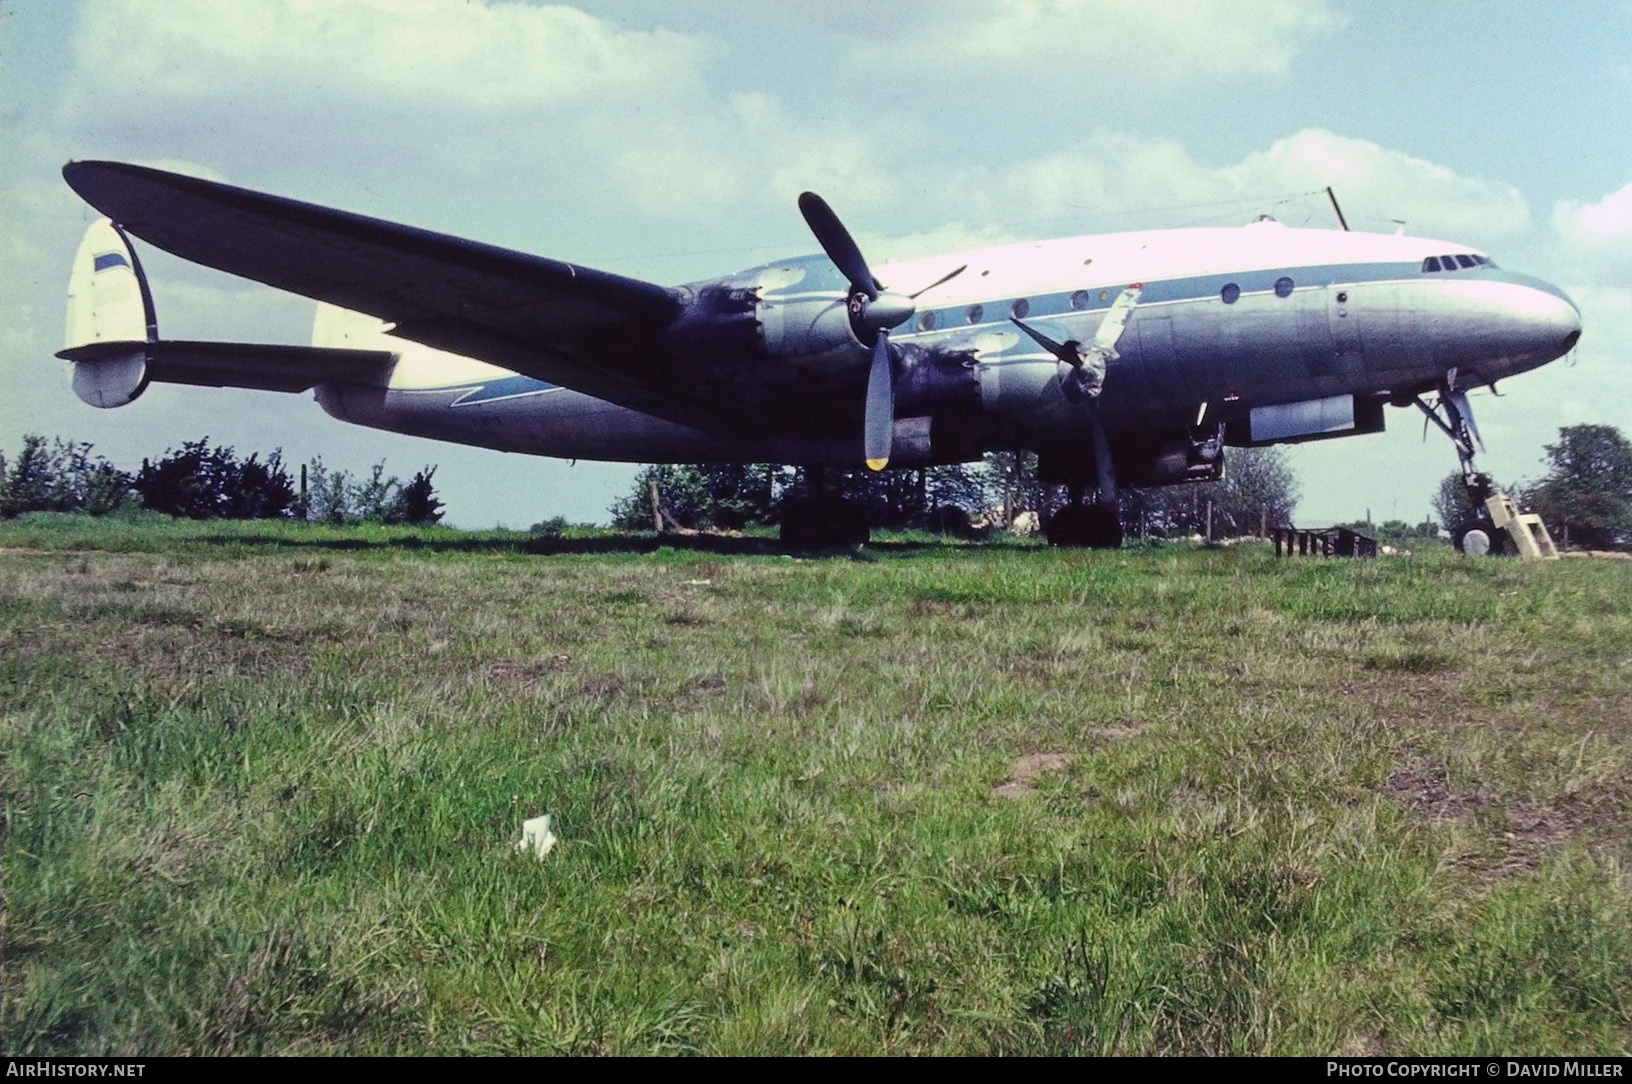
top-left (3, 514), bottom-right (1630, 1055)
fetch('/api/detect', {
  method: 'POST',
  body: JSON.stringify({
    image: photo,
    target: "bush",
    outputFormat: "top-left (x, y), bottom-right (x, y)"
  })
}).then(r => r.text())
top-left (1, 435), bottom-right (134, 517)
top-left (134, 440), bottom-right (295, 519)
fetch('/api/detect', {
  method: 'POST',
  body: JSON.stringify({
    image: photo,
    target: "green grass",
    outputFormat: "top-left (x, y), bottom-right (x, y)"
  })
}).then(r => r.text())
top-left (3, 515), bottom-right (1630, 1054)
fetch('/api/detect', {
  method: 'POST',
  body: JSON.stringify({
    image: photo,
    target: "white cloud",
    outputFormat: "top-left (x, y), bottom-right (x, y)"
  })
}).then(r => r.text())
top-left (922, 128), bottom-right (1531, 244)
top-left (62, 0), bottom-right (706, 117)
top-left (847, 0), bottom-right (1343, 88)
top-left (1553, 182), bottom-right (1632, 274)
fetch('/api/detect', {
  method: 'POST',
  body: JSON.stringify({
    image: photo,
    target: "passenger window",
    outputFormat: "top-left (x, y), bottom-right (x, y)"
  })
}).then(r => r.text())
top-left (1422, 256), bottom-right (1442, 272)
top-left (1070, 290), bottom-right (1091, 310)
top-left (1274, 276), bottom-right (1294, 298)
top-left (1220, 283), bottom-right (1240, 304)
top-left (1456, 254), bottom-right (1476, 268)
top-left (966, 304), bottom-right (984, 324)
top-left (1011, 298), bottom-right (1030, 318)
top-left (919, 311), bottom-right (937, 331)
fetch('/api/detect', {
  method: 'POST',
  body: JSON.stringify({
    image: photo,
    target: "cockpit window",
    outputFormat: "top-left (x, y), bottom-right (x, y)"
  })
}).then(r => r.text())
top-left (1423, 253), bottom-right (1492, 273)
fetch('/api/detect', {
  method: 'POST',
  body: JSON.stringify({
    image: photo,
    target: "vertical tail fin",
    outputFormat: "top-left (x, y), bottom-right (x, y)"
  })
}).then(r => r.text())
top-left (59, 218), bottom-right (155, 407)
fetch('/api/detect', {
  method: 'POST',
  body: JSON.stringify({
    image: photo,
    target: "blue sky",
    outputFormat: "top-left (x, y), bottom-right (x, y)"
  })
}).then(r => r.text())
top-left (3, 0), bottom-right (1629, 527)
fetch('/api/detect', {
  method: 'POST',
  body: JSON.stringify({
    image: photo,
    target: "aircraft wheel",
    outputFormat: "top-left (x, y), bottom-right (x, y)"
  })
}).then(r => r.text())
top-left (1045, 503), bottom-right (1123, 548)
top-left (779, 496), bottom-right (869, 549)
top-left (1453, 517), bottom-right (1512, 556)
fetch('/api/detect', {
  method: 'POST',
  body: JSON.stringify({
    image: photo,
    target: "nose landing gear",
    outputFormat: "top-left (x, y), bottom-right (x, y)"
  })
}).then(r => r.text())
top-left (1414, 372), bottom-right (1556, 558)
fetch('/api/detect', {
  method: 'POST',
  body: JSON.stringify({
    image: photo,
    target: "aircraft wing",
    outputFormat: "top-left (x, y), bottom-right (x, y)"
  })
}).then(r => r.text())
top-left (60, 161), bottom-right (717, 424)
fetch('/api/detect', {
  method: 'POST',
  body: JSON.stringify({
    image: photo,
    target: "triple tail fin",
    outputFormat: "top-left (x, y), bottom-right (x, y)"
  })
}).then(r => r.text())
top-left (60, 218), bottom-right (155, 407)
top-left (58, 217), bottom-right (395, 408)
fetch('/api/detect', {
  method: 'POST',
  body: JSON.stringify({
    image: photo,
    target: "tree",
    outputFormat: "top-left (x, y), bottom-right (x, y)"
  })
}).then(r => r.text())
top-left (610, 463), bottom-right (803, 531)
top-left (983, 450), bottom-right (1059, 527)
top-left (1524, 423), bottom-right (1632, 549)
top-left (300, 456), bottom-right (442, 525)
top-left (135, 440), bottom-right (294, 519)
top-left (608, 461), bottom-right (992, 533)
top-left (0, 435), bottom-right (134, 517)
top-left (393, 468), bottom-right (444, 526)
top-left (1130, 446), bottom-right (1297, 538)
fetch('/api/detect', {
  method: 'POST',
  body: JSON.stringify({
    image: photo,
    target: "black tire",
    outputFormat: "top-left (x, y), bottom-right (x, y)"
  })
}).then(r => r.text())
top-left (1045, 502), bottom-right (1123, 548)
top-left (1453, 517), bottom-right (1512, 556)
top-left (779, 496), bottom-right (869, 549)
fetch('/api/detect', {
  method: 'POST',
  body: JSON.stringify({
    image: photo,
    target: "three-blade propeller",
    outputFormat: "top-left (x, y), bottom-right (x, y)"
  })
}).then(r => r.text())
top-left (1010, 283), bottom-right (1143, 402)
top-left (799, 192), bottom-right (957, 471)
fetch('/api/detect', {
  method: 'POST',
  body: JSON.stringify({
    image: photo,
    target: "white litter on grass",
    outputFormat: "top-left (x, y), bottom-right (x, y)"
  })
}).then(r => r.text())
top-left (516, 814), bottom-right (557, 859)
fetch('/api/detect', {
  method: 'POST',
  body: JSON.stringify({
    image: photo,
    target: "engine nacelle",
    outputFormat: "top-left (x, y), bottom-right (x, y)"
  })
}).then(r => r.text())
top-left (757, 293), bottom-right (862, 368)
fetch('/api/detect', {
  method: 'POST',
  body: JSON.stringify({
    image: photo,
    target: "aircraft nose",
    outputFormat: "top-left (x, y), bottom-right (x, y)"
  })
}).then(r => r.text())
top-left (1485, 274), bottom-right (1582, 372)
top-left (1528, 278), bottom-right (1582, 350)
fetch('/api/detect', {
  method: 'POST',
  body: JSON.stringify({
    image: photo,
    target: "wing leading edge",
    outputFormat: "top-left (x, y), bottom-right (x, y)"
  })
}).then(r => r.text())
top-left (60, 161), bottom-right (719, 424)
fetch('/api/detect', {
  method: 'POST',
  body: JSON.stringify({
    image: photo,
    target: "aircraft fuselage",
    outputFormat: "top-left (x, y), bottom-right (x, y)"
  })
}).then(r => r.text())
top-left (314, 219), bottom-right (1579, 484)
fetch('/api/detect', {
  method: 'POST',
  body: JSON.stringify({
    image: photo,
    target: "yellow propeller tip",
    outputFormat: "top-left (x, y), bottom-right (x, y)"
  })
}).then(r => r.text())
top-left (865, 458), bottom-right (888, 472)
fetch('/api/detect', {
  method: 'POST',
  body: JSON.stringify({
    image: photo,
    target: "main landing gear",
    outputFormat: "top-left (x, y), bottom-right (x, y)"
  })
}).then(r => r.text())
top-left (1045, 406), bottom-right (1123, 549)
top-left (1415, 371), bottom-right (1512, 556)
top-left (1046, 493), bottom-right (1123, 548)
top-left (779, 469), bottom-right (869, 549)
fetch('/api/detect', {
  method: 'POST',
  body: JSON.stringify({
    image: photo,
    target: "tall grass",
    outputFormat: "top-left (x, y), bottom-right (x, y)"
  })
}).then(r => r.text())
top-left (3, 517), bottom-right (1629, 1053)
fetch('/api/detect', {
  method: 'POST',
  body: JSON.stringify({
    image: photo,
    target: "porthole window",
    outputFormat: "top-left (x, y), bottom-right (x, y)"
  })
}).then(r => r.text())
top-left (966, 303), bottom-right (984, 324)
top-left (918, 311), bottom-right (937, 331)
top-left (1011, 298), bottom-right (1030, 319)
top-left (1274, 276), bottom-right (1294, 298)
top-left (1336, 291), bottom-right (1348, 304)
top-left (1070, 290), bottom-right (1091, 310)
top-left (1098, 290), bottom-right (1109, 302)
top-left (1220, 283), bottom-right (1240, 305)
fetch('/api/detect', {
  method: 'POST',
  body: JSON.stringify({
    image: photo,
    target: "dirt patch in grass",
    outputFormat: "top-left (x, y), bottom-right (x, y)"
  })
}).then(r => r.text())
top-left (993, 752), bottom-right (1074, 800)
top-left (488, 655), bottom-right (571, 688)
top-left (1496, 801), bottom-right (1575, 874)
top-left (1386, 765), bottom-right (1494, 821)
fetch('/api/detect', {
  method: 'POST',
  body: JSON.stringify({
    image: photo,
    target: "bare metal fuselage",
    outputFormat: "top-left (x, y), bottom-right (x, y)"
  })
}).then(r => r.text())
top-left (313, 222), bottom-right (1579, 477)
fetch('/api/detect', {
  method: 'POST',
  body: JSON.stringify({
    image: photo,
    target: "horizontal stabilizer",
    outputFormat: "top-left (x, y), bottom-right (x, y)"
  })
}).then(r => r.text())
top-left (57, 340), bottom-right (395, 396)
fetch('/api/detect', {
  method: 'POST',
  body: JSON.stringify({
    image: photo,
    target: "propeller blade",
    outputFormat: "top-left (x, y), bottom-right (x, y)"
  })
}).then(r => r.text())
top-left (909, 263), bottom-right (968, 299)
top-left (864, 332), bottom-right (894, 471)
top-left (1009, 316), bottom-right (1081, 368)
top-left (1085, 282), bottom-right (1144, 359)
top-left (798, 191), bottom-right (878, 299)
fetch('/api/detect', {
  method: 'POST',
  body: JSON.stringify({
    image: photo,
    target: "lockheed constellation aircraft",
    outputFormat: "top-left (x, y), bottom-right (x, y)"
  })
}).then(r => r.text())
top-left (60, 161), bottom-right (1580, 547)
